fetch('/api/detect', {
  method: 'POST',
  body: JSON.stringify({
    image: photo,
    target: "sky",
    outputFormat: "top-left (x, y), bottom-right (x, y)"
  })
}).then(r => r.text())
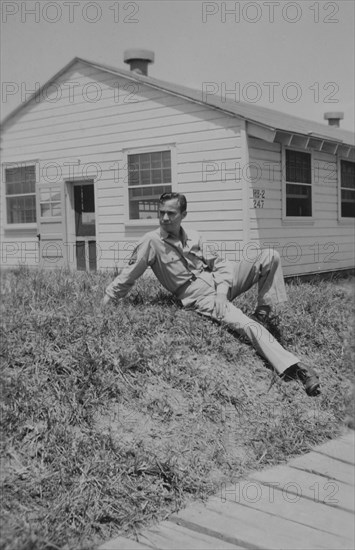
top-left (1, 0), bottom-right (354, 131)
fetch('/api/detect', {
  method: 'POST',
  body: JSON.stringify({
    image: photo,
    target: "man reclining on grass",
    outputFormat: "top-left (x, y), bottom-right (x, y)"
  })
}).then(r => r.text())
top-left (102, 192), bottom-right (320, 397)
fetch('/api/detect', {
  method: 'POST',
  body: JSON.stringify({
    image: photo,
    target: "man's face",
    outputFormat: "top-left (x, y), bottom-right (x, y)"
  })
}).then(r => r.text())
top-left (159, 199), bottom-right (186, 236)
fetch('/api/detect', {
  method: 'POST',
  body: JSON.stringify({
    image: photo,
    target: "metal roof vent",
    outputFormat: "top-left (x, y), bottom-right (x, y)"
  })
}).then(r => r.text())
top-left (124, 49), bottom-right (154, 76)
top-left (324, 112), bottom-right (344, 127)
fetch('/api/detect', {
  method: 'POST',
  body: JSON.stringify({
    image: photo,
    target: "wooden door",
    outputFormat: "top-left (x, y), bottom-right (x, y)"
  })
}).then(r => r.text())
top-left (36, 182), bottom-right (66, 268)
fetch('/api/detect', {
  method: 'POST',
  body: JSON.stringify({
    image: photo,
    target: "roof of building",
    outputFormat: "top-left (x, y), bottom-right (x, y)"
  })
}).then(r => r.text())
top-left (1, 57), bottom-right (354, 147)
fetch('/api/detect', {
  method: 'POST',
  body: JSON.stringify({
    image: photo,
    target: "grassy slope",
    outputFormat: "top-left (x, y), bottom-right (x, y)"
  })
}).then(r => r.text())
top-left (1, 268), bottom-right (354, 550)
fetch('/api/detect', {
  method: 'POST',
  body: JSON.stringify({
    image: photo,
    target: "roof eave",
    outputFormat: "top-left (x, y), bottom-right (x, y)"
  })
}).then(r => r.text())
top-left (1, 56), bottom-right (354, 152)
top-left (1, 57), bottom-right (83, 130)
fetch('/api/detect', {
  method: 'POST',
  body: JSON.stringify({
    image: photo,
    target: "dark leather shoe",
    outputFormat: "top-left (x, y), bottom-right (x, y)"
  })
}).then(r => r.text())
top-left (251, 307), bottom-right (272, 328)
top-left (252, 310), bottom-right (270, 325)
top-left (282, 363), bottom-right (321, 396)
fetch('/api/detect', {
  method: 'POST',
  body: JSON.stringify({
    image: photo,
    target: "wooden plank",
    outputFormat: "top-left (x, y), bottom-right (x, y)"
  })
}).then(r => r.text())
top-left (178, 174), bottom-right (238, 187)
top-left (313, 150), bottom-right (337, 163)
top-left (248, 137), bottom-right (281, 153)
top-left (183, 200), bottom-right (242, 212)
top-left (4, 100), bottom-right (180, 134)
top-left (3, 125), bottom-right (239, 159)
top-left (249, 228), bottom-right (355, 243)
top-left (182, 220), bottom-right (243, 231)
top-left (178, 149), bottom-right (240, 163)
top-left (6, 94), bottom-right (211, 134)
top-left (282, 262), bottom-right (353, 278)
top-left (11, 80), bottom-right (205, 124)
top-left (7, 76), bottom-right (170, 122)
top-left (136, 520), bottom-right (244, 549)
top-left (178, 137), bottom-right (240, 154)
top-left (289, 452), bottom-right (355, 485)
top-left (4, 113), bottom-right (240, 152)
top-left (98, 433), bottom-right (355, 550)
top-left (249, 464), bottom-right (355, 513)
top-left (173, 500), bottom-right (352, 550)
top-left (7, 110), bottom-right (234, 148)
top-left (313, 432), bottom-right (355, 464)
top-left (337, 431), bottom-right (355, 446)
top-left (99, 535), bottom-right (153, 549)
top-left (97, 207), bottom-right (242, 221)
top-left (5, 96), bottom-right (189, 132)
top-left (185, 190), bottom-right (242, 202)
top-left (215, 478), bottom-right (354, 542)
top-left (2, 131), bottom-right (237, 161)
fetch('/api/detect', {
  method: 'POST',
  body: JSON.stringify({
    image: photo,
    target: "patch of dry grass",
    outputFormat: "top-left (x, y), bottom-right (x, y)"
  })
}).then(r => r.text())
top-left (1, 267), bottom-right (354, 549)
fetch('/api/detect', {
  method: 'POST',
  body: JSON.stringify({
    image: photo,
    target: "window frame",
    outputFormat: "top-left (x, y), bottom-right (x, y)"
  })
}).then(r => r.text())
top-left (3, 161), bottom-right (39, 229)
top-left (338, 157), bottom-right (355, 222)
top-left (282, 147), bottom-right (314, 223)
top-left (38, 185), bottom-right (62, 220)
top-left (123, 144), bottom-right (176, 226)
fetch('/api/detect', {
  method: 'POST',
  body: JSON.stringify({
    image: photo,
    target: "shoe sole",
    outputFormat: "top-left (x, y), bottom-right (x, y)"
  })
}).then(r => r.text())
top-left (305, 378), bottom-right (321, 396)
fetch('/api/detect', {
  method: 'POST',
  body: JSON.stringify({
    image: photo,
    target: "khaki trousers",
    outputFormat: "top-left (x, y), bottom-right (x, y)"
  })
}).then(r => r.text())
top-left (183, 249), bottom-right (299, 375)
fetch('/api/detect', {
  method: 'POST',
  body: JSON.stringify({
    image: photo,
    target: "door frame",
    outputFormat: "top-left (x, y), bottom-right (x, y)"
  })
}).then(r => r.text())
top-left (64, 178), bottom-right (98, 270)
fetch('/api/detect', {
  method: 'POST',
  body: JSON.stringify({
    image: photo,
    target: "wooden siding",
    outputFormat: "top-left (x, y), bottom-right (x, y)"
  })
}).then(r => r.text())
top-left (1, 61), bottom-right (353, 276)
top-left (248, 137), bottom-right (355, 276)
top-left (1, 62), bottom-right (243, 269)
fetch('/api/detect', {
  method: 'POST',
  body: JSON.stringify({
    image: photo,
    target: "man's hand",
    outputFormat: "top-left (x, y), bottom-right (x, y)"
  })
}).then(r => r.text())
top-left (215, 293), bottom-right (229, 320)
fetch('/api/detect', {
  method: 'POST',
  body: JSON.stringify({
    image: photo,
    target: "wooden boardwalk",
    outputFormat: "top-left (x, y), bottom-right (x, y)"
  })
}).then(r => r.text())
top-left (99, 430), bottom-right (355, 550)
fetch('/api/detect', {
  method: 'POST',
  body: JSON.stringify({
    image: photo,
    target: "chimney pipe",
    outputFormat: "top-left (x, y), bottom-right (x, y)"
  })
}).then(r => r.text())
top-left (324, 112), bottom-right (344, 127)
top-left (124, 49), bottom-right (154, 76)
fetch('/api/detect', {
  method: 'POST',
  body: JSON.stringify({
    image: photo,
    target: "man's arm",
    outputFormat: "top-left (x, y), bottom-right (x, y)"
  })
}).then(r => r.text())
top-left (199, 237), bottom-right (231, 289)
top-left (102, 236), bottom-right (155, 306)
top-left (199, 235), bottom-right (231, 319)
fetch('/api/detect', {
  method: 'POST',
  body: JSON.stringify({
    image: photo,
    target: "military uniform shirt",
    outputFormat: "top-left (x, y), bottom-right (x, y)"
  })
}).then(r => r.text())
top-left (105, 226), bottom-right (233, 306)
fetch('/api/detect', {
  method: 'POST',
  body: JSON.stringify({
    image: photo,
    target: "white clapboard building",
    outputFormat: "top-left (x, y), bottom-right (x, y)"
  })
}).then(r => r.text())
top-left (1, 51), bottom-right (354, 276)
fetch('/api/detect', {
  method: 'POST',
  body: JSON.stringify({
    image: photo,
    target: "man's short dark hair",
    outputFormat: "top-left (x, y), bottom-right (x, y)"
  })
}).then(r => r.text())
top-left (159, 192), bottom-right (187, 213)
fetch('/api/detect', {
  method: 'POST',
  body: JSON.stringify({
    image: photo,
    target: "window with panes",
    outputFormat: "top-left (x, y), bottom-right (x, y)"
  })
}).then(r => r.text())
top-left (5, 165), bottom-right (37, 224)
top-left (340, 160), bottom-right (355, 218)
top-left (285, 150), bottom-right (312, 217)
top-left (127, 151), bottom-right (172, 220)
